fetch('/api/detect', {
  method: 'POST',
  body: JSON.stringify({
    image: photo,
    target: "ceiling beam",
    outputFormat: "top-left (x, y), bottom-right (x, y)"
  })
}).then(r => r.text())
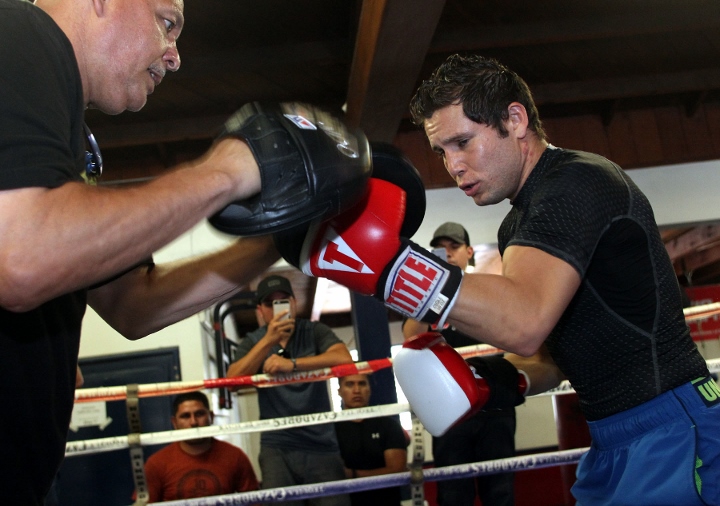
top-left (679, 242), bottom-right (720, 275)
top-left (345, 0), bottom-right (447, 141)
top-left (431, 8), bottom-right (720, 51)
top-left (91, 116), bottom-right (227, 149)
top-left (532, 68), bottom-right (720, 106)
top-left (665, 224), bottom-right (720, 262)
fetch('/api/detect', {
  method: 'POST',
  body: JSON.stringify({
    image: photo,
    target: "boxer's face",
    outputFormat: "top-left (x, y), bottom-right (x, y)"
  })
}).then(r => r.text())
top-left (425, 103), bottom-right (525, 206)
top-left (87, 0), bottom-right (184, 114)
top-left (338, 375), bottom-right (371, 409)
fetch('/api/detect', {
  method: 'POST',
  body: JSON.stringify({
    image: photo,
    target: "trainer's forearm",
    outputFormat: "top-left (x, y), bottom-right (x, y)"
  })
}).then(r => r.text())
top-left (0, 139), bottom-right (258, 311)
top-left (88, 235), bottom-right (278, 339)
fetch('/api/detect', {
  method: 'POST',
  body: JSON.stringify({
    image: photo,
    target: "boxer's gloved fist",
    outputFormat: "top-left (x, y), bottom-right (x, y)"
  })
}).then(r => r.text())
top-left (465, 355), bottom-right (529, 410)
top-left (274, 177), bottom-right (463, 324)
top-left (275, 143), bottom-right (462, 325)
top-left (394, 332), bottom-right (486, 436)
top-left (208, 102), bottom-right (372, 236)
top-left (393, 332), bottom-right (529, 436)
top-left (292, 177), bottom-right (405, 295)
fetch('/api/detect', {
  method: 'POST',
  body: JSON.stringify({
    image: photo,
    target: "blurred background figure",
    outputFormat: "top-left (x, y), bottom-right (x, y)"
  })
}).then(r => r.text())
top-left (142, 391), bottom-right (259, 502)
top-left (335, 374), bottom-right (408, 506)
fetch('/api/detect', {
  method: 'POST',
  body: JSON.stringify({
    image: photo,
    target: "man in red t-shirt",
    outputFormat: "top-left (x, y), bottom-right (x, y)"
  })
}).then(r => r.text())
top-left (142, 391), bottom-right (258, 502)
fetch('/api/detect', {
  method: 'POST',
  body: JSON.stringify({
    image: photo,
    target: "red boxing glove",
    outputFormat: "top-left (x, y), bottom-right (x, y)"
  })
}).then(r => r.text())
top-left (299, 178), bottom-right (404, 295)
top-left (274, 175), bottom-right (463, 324)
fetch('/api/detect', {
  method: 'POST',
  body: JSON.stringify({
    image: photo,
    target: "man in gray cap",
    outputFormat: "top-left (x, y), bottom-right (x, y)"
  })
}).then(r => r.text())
top-left (429, 221), bottom-right (476, 270)
top-left (227, 274), bottom-right (352, 506)
top-left (403, 223), bottom-right (516, 506)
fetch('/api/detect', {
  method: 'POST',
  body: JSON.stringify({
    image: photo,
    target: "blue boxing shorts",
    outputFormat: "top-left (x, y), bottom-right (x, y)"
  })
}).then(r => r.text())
top-left (572, 376), bottom-right (720, 506)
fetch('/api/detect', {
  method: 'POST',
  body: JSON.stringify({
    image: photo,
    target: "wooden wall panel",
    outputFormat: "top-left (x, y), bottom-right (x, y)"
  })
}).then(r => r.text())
top-left (395, 130), bottom-right (450, 188)
top-left (578, 115), bottom-right (612, 160)
top-left (683, 106), bottom-right (716, 161)
top-left (627, 109), bottom-right (665, 167)
top-left (654, 106), bottom-right (690, 165)
top-left (704, 103), bottom-right (720, 153)
top-left (544, 116), bottom-right (586, 152)
top-left (605, 111), bottom-right (639, 168)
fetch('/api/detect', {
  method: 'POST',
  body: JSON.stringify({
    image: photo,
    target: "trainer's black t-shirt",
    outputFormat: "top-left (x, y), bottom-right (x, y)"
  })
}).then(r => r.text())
top-left (0, 1), bottom-right (86, 504)
top-left (498, 146), bottom-right (708, 420)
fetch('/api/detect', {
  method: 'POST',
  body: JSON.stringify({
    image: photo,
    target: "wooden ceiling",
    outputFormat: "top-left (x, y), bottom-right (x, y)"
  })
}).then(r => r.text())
top-left (87, 0), bottom-right (720, 317)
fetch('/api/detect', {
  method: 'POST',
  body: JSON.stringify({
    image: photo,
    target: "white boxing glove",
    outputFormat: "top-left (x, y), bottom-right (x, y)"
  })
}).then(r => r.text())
top-left (394, 332), bottom-right (529, 437)
top-left (393, 332), bottom-right (488, 436)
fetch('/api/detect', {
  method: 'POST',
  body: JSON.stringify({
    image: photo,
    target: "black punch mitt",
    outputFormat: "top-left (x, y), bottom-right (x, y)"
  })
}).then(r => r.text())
top-left (208, 102), bottom-right (372, 236)
top-left (273, 141), bottom-right (426, 269)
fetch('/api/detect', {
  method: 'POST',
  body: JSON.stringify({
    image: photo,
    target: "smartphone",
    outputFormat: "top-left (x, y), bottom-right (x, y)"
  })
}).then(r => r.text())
top-left (273, 299), bottom-right (291, 321)
top-left (432, 247), bottom-right (447, 262)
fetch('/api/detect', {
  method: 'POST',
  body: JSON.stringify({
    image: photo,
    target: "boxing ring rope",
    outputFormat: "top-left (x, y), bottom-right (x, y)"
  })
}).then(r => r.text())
top-left (67, 357), bottom-right (720, 457)
top-left (66, 303), bottom-right (719, 504)
top-left (74, 343), bottom-right (504, 403)
top-left (151, 448), bottom-right (590, 506)
top-left (66, 402), bottom-right (410, 457)
top-left (75, 301), bottom-right (720, 404)
top-left (683, 301), bottom-right (720, 322)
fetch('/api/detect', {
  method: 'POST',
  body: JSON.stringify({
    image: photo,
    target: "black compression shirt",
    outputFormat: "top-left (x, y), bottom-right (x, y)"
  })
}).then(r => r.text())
top-left (498, 146), bottom-right (708, 420)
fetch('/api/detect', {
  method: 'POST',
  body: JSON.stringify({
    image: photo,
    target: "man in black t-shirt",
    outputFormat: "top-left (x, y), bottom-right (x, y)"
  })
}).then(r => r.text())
top-left (404, 223), bottom-right (516, 506)
top-left (401, 54), bottom-right (718, 505)
top-left (0, 3), bottom-right (279, 503)
top-left (335, 374), bottom-right (408, 506)
top-left (0, 1), bottom-right (368, 504)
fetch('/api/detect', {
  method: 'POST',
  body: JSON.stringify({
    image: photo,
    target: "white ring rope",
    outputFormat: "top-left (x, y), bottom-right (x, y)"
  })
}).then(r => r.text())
top-left (66, 403), bottom-right (410, 457)
top-left (683, 301), bottom-right (720, 321)
top-left (147, 448), bottom-right (590, 505)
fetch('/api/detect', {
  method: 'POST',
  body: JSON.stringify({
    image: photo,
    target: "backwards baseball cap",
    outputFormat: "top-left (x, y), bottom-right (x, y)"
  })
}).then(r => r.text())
top-left (430, 222), bottom-right (470, 247)
top-left (256, 275), bottom-right (294, 304)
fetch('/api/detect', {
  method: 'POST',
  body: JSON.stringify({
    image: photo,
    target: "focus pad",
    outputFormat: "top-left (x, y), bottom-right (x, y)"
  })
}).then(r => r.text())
top-left (274, 143), bottom-right (426, 269)
top-left (208, 102), bottom-right (372, 236)
top-left (369, 142), bottom-right (426, 238)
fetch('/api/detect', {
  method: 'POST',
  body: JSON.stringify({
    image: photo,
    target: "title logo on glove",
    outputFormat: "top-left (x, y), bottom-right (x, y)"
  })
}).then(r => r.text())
top-left (385, 248), bottom-right (448, 320)
top-left (310, 225), bottom-right (373, 274)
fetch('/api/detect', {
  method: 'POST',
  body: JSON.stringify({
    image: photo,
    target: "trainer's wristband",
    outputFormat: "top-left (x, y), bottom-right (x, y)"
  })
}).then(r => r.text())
top-left (291, 358), bottom-right (297, 372)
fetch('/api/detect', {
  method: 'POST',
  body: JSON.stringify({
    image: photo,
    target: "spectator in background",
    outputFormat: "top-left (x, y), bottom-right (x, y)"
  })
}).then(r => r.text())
top-left (227, 274), bottom-right (353, 506)
top-left (143, 391), bottom-right (258, 502)
top-left (335, 374), bottom-right (408, 506)
top-left (403, 222), bottom-right (516, 506)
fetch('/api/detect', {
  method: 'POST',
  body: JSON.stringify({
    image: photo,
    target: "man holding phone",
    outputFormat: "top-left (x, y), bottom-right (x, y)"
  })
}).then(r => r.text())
top-left (227, 275), bottom-right (353, 505)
